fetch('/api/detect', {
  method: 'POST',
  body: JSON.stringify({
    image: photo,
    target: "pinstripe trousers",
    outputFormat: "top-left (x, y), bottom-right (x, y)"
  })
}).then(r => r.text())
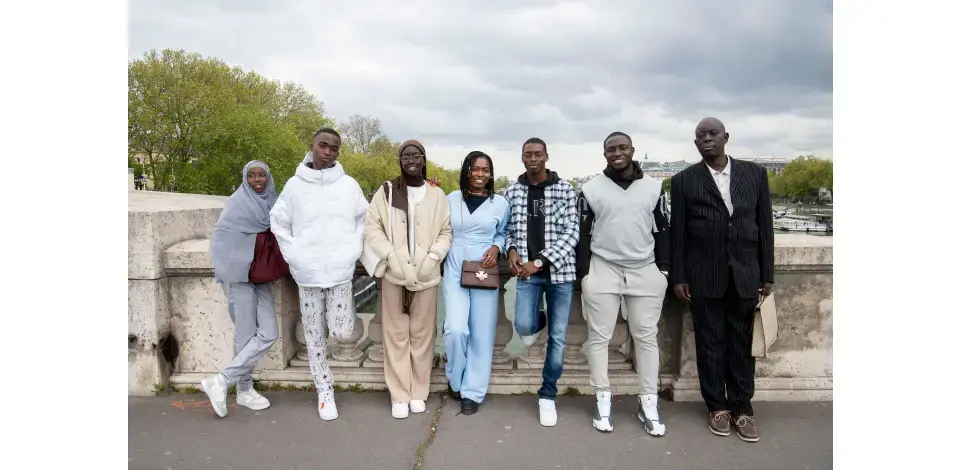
top-left (690, 267), bottom-right (757, 417)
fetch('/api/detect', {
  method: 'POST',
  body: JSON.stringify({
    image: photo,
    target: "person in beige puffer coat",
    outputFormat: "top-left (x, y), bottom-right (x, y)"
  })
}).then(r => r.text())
top-left (363, 139), bottom-right (452, 419)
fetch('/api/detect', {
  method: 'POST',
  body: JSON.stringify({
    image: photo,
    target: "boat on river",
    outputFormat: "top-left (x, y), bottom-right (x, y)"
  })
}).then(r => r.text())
top-left (773, 211), bottom-right (832, 233)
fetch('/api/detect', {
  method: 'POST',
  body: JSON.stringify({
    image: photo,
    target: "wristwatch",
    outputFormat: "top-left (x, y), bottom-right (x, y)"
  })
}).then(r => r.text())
top-left (533, 259), bottom-right (544, 270)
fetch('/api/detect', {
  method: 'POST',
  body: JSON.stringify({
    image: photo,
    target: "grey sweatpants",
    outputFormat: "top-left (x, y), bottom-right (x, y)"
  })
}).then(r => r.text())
top-left (220, 282), bottom-right (279, 392)
top-left (581, 256), bottom-right (668, 395)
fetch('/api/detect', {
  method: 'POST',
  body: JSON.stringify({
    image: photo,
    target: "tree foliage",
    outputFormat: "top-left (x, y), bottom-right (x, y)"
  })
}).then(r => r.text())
top-left (129, 49), bottom-right (333, 194)
top-left (337, 140), bottom-right (461, 198)
top-left (768, 156), bottom-right (833, 202)
top-left (494, 176), bottom-right (513, 192)
top-left (340, 115), bottom-right (386, 155)
top-left (128, 49), bottom-right (470, 198)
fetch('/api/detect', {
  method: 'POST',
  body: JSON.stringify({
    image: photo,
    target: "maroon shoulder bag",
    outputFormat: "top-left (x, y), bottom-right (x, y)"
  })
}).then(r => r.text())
top-left (248, 230), bottom-right (290, 284)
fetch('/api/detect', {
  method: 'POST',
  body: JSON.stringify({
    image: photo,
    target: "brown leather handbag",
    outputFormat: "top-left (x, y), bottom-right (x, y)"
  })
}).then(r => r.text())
top-left (248, 230), bottom-right (290, 284)
top-left (458, 199), bottom-right (500, 290)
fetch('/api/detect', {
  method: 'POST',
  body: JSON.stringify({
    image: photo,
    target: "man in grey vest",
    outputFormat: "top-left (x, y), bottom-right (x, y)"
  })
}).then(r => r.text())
top-left (576, 131), bottom-right (671, 435)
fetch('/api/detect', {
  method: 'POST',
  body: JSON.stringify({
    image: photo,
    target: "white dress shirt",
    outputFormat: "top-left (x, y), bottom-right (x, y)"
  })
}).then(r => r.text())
top-left (709, 157), bottom-right (734, 216)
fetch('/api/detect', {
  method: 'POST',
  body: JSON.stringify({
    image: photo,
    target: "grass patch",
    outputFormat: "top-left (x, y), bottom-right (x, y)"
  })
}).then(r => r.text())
top-left (255, 382), bottom-right (315, 392)
top-left (334, 383), bottom-right (386, 393)
top-left (170, 381), bottom-right (387, 395)
top-left (152, 383), bottom-right (167, 396)
top-left (413, 394), bottom-right (446, 470)
top-left (562, 387), bottom-right (583, 397)
top-left (512, 390), bottom-right (536, 396)
top-left (174, 385), bottom-right (201, 395)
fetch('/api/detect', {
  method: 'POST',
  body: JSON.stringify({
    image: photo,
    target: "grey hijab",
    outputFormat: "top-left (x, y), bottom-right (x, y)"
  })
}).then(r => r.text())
top-left (210, 160), bottom-right (278, 283)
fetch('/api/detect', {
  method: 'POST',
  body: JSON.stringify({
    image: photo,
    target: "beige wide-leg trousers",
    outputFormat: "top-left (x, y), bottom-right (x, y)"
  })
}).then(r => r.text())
top-left (380, 280), bottom-right (438, 404)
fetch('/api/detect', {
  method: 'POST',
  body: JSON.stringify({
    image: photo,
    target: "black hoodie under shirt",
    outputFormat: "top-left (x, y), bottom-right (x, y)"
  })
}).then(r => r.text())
top-left (520, 171), bottom-right (560, 279)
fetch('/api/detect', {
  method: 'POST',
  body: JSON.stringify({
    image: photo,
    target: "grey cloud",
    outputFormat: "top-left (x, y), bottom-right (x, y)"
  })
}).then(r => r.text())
top-left (129, 0), bottom-right (833, 175)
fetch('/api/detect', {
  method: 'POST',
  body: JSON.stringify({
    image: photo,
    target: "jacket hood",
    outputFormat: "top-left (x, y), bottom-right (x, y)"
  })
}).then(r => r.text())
top-left (603, 160), bottom-right (644, 182)
top-left (296, 151), bottom-right (346, 184)
top-left (518, 170), bottom-right (561, 187)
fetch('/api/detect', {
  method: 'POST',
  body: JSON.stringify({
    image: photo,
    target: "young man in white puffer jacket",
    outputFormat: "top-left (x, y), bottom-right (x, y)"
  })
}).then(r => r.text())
top-left (270, 128), bottom-right (369, 421)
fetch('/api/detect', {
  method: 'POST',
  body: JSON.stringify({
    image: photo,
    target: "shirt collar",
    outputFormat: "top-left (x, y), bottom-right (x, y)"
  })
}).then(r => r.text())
top-left (709, 157), bottom-right (731, 176)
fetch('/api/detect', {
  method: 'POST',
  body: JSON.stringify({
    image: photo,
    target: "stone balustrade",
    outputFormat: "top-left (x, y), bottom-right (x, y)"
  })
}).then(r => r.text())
top-left (129, 191), bottom-right (832, 401)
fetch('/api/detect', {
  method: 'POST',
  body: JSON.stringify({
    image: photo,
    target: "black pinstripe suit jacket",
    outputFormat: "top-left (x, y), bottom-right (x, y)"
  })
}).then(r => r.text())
top-left (669, 158), bottom-right (775, 299)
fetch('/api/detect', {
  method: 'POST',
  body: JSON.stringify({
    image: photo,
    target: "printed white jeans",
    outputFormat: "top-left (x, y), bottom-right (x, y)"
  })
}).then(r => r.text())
top-left (299, 282), bottom-right (356, 402)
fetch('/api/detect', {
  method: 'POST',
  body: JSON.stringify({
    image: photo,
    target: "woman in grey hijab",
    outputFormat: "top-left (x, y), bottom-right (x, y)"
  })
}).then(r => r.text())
top-left (201, 160), bottom-right (281, 418)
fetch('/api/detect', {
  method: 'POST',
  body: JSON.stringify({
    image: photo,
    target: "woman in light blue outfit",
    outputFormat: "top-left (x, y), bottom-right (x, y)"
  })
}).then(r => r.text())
top-left (443, 151), bottom-right (510, 415)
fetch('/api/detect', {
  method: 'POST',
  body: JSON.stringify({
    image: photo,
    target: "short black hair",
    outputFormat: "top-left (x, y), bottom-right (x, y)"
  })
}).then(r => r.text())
top-left (522, 137), bottom-right (547, 154)
top-left (459, 151), bottom-right (496, 198)
top-left (604, 131), bottom-right (632, 146)
top-left (313, 127), bottom-right (341, 141)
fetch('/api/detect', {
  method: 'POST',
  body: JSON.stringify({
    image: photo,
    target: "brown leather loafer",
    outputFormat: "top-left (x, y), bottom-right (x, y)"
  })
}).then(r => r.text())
top-left (709, 410), bottom-right (732, 436)
top-left (734, 415), bottom-right (759, 442)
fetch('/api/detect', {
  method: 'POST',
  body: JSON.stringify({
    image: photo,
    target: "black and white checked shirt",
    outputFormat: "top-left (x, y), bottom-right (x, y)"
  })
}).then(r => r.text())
top-left (504, 178), bottom-right (580, 284)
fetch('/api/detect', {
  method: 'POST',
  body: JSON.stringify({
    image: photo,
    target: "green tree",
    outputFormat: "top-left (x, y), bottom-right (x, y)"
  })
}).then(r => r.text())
top-left (129, 49), bottom-right (468, 198)
top-left (773, 156), bottom-right (833, 203)
top-left (128, 49), bottom-right (332, 194)
top-left (494, 176), bottom-right (512, 192)
top-left (661, 177), bottom-right (672, 193)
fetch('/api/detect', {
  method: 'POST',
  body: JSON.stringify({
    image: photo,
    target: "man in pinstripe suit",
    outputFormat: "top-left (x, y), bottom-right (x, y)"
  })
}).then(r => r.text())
top-left (670, 117), bottom-right (774, 442)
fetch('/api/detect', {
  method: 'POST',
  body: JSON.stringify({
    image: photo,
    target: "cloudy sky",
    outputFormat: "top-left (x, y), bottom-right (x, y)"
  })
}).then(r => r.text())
top-left (129, 0), bottom-right (833, 179)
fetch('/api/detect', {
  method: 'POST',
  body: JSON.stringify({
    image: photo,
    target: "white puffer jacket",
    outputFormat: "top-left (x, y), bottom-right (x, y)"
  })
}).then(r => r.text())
top-left (270, 158), bottom-right (368, 288)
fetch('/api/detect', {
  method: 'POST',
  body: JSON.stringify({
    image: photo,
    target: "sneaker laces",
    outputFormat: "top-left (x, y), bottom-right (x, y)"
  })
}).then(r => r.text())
top-left (736, 415), bottom-right (755, 427)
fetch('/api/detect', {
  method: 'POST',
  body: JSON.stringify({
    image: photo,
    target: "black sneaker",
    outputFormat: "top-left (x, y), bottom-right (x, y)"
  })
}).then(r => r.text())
top-left (447, 384), bottom-right (461, 401)
top-left (461, 398), bottom-right (479, 415)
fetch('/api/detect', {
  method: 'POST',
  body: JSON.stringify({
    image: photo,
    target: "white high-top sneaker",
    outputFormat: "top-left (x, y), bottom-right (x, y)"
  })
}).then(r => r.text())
top-left (318, 394), bottom-right (339, 421)
top-left (200, 373), bottom-right (228, 418)
top-left (638, 394), bottom-right (666, 436)
top-left (592, 390), bottom-right (613, 432)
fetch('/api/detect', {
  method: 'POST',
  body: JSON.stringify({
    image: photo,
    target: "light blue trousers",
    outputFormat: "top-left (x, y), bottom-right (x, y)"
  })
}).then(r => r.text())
top-left (442, 276), bottom-right (500, 403)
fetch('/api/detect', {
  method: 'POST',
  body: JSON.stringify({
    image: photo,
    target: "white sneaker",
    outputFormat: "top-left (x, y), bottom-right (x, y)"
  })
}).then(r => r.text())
top-left (392, 402), bottom-right (410, 419)
top-left (410, 399), bottom-right (427, 414)
top-left (236, 389), bottom-right (271, 411)
top-left (638, 394), bottom-right (666, 436)
top-left (538, 398), bottom-right (557, 427)
top-left (318, 395), bottom-right (339, 421)
top-left (522, 334), bottom-right (539, 348)
top-left (592, 390), bottom-right (613, 432)
top-left (200, 373), bottom-right (228, 418)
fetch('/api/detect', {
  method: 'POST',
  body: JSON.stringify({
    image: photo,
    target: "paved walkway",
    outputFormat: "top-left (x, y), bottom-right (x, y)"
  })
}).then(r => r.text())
top-left (129, 392), bottom-right (832, 469)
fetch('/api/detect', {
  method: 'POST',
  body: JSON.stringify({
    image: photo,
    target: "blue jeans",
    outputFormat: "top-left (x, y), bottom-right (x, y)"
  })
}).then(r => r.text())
top-left (514, 276), bottom-right (574, 400)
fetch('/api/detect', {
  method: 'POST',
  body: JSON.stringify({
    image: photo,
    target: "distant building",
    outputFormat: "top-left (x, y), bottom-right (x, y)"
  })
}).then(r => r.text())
top-left (737, 156), bottom-right (789, 175)
top-left (640, 160), bottom-right (691, 181)
top-left (573, 160), bottom-right (692, 186)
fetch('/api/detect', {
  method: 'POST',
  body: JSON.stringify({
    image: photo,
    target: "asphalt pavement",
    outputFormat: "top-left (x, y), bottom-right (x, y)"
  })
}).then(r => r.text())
top-left (129, 391), bottom-right (832, 469)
